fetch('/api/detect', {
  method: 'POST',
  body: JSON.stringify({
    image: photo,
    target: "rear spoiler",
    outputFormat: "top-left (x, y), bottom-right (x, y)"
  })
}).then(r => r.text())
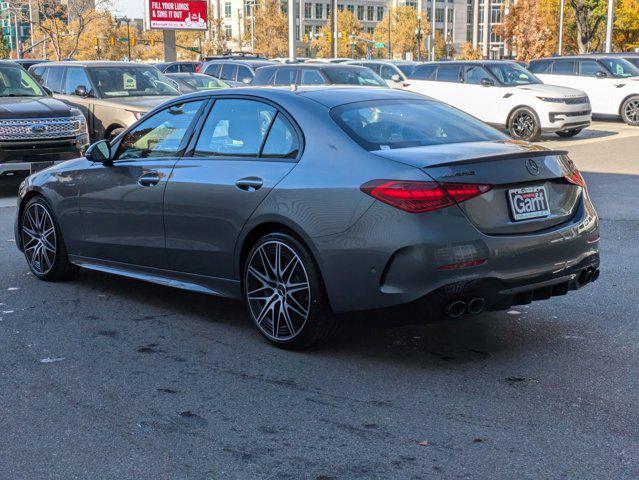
top-left (427, 150), bottom-right (569, 168)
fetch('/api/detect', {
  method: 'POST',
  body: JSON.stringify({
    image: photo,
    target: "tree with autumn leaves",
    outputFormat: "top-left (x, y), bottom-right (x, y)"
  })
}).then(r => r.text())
top-left (373, 6), bottom-right (430, 60)
top-left (244, 0), bottom-right (288, 58)
top-left (310, 10), bottom-right (368, 58)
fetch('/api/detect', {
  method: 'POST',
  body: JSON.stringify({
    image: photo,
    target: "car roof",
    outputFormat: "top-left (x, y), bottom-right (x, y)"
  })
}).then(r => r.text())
top-left (172, 85), bottom-right (430, 109)
top-left (426, 60), bottom-right (520, 66)
top-left (39, 61), bottom-right (154, 68)
top-left (258, 63), bottom-right (372, 70)
top-left (531, 55), bottom-right (622, 62)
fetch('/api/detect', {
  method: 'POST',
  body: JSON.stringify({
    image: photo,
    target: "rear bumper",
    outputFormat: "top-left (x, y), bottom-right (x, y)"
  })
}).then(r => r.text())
top-left (313, 193), bottom-right (600, 314)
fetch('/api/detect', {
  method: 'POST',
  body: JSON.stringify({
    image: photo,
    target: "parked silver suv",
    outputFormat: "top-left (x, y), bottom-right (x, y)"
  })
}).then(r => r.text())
top-left (30, 61), bottom-right (179, 140)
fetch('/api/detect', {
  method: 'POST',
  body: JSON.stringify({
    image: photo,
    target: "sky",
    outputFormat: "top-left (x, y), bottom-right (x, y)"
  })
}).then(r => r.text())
top-left (114, 0), bottom-right (145, 19)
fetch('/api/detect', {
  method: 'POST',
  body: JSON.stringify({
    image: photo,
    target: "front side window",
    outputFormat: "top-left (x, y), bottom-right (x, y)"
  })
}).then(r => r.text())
top-left (332, 99), bottom-right (506, 151)
top-left (64, 67), bottom-right (92, 95)
top-left (165, 64), bottom-right (180, 73)
top-left (598, 58), bottom-right (639, 78)
top-left (117, 101), bottom-right (204, 160)
top-left (436, 65), bottom-right (462, 82)
top-left (529, 60), bottom-right (552, 74)
top-left (205, 63), bottom-right (221, 77)
top-left (578, 60), bottom-right (602, 77)
top-left (486, 63), bottom-right (540, 85)
top-left (30, 66), bottom-right (47, 84)
top-left (237, 65), bottom-right (253, 82)
top-left (464, 65), bottom-right (491, 85)
top-left (89, 66), bottom-right (178, 98)
top-left (194, 99), bottom-right (276, 157)
top-left (274, 68), bottom-right (298, 85)
top-left (300, 69), bottom-right (326, 85)
top-left (180, 63), bottom-right (197, 73)
top-left (0, 65), bottom-right (44, 97)
top-left (219, 63), bottom-right (237, 81)
top-left (323, 67), bottom-right (387, 87)
top-left (380, 65), bottom-right (398, 80)
top-left (409, 64), bottom-right (436, 80)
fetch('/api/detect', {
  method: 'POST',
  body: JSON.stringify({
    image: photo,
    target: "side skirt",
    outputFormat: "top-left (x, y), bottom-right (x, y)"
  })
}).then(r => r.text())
top-left (68, 255), bottom-right (242, 299)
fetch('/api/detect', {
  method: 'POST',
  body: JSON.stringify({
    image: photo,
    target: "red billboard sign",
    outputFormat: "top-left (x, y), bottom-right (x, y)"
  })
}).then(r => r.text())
top-left (148, 1), bottom-right (208, 30)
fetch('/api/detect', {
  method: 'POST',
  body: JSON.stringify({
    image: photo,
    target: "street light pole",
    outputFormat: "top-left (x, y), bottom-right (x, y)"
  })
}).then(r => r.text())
top-left (558, 0), bottom-right (564, 55)
top-left (115, 16), bottom-right (132, 61)
top-left (605, 0), bottom-right (614, 53)
top-left (387, 3), bottom-right (391, 59)
top-left (250, 0), bottom-right (255, 53)
top-left (287, 0), bottom-right (296, 62)
top-left (416, 17), bottom-right (422, 62)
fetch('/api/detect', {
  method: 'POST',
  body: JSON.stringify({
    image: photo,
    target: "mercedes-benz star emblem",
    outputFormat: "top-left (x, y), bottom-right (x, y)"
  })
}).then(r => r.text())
top-left (525, 158), bottom-right (540, 176)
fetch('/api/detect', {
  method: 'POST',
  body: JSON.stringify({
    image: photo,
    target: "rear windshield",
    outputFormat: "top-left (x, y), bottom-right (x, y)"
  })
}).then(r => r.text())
top-left (331, 99), bottom-right (506, 151)
top-left (323, 67), bottom-right (387, 87)
top-left (88, 66), bottom-right (179, 97)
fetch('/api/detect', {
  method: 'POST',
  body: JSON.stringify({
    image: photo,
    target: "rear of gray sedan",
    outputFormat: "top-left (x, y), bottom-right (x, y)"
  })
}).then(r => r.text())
top-left (260, 88), bottom-right (600, 319)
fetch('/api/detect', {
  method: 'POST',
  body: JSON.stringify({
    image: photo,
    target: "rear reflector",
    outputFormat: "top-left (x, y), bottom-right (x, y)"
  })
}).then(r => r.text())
top-left (437, 259), bottom-right (487, 270)
top-left (361, 180), bottom-right (492, 213)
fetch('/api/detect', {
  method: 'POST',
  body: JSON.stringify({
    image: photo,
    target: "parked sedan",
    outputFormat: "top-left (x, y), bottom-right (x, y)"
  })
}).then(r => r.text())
top-left (30, 61), bottom-right (179, 140)
top-left (405, 61), bottom-right (592, 141)
top-left (165, 73), bottom-right (230, 93)
top-left (154, 61), bottom-right (200, 73)
top-left (15, 87), bottom-right (600, 349)
top-left (252, 64), bottom-right (388, 87)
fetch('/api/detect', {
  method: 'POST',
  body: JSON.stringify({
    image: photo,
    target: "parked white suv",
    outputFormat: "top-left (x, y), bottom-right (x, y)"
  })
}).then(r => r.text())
top-left (405, 61), bottom-right (592, 141)
top-left (529, 55), bottom-right (639, 126)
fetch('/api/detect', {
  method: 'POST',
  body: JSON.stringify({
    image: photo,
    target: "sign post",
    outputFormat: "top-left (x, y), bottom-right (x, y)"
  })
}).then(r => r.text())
top-left (147, 0), bottom-right (208, 61)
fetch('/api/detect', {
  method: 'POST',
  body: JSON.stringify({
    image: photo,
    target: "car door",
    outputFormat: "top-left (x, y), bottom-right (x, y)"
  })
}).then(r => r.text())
top-left (59, 66), bottom-right (96, 138)
top-left (459, 65), bottom-right (498, 121)
top-left (164, 97), bottom-right (300, 279)
top-left (77, 99), bottom-right (206, 267)
top-left (379, 64), bottom-right (404, 89)
top-left (576, 60), bottom-right (612, 114)
top-left (425, 64), bottom-right (463, 110)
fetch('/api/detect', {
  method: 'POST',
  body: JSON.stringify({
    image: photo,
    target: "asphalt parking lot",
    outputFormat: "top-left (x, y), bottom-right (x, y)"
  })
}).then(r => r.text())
top-left (0, 120), bottom-right (638, 480)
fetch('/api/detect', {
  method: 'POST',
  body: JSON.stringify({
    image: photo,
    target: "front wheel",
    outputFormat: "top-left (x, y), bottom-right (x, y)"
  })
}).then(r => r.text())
top-left (508, 107), bottom-right (541, 142)
top-left (20, 197), bottom-right (77, 281)
top-left (621, 96), bottom-right (639, 126)
top-left (243, 233), bottom-right (338, 349)
top-left (555, 128), bottom-right (582, 138)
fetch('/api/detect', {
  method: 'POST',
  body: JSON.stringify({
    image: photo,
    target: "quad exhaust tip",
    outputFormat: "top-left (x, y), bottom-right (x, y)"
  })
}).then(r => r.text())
top-left (578, 267), bottom-right (600, 287)
top-left (446, 300), bottom-right (467, 318)
top-left (444, 297), bottom-right (486, 318)
top-left (467, 297), bottom-right (486, 315)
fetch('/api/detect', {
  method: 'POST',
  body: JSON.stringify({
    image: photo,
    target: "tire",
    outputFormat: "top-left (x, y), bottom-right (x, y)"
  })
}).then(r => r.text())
top-left (555, 128), bottom-right (582, 138)
top-left (108, 127), bottom-right (125, 141)
top-left (20, 196), bottom-right (77, 281)
top-left (243, 232), bottom-right (338, 349)
top-left (621, 96), bottom-right (639, 126)
top-left (507, 107), bottom-right (541, 142)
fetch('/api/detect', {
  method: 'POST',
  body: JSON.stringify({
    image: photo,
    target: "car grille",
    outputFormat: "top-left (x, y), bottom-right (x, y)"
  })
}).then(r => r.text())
top-left (565, 110), bottom-right (591, 117)
top-left (565, 96), bottom-right (589, 105)
top-left (0, 116), bottom-right (84, 141)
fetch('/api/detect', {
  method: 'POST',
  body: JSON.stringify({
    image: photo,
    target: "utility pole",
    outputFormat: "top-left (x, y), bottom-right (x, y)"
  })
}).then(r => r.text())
top-left (472, 0), bottom-right (479, 49)
top-left (482, 0), bottom-right (490, 59)
top-left (605, 0), bottom-right (614, 53)
top-left (416, 17), bottom-right (422, 61)
top-left (387, 2), bottom-right (391, 59)
top-left (332, 0), bottom-right (338, 58)
top-left (249, 0), bottom-right (255, 53)
top-left (558, 0), bottom-right (564, 55)
top-left (12, 9), bottom-right (21, 59)
top-left (288, 0), bottom-right (296, 61)
top-left (115, 16), bottom-right (132, 61)
top-left (430, 0), bottom-right (435, 61)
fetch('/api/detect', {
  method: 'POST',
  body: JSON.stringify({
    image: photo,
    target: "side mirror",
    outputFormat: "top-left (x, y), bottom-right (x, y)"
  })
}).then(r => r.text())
top-left (480, 78), bottom-right (494, 87)
top-left (595, 71), bottom-right (607, 79)
top-left (85, 140), bottom-right (112, 164)
top-left (241, 77), bottom-right (252, 85)
top-left (390, 73), bottom-right (401, 82)
top-left (42, 86), bottom-right (53, 96)
top-left (74, 85), bottom-right (88, 97)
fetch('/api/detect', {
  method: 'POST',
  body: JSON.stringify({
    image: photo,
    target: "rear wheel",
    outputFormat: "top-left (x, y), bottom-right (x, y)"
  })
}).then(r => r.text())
top-left (21, 197), bottom-right (77, 281)
top-left (621, 96), bottom-right (639, 126)
top-left (555, 128), bottom-right (582, 138)
top-left (508, 107), bottom-right (541, 142)
top-left (243, 232), bottom-right (337, 349)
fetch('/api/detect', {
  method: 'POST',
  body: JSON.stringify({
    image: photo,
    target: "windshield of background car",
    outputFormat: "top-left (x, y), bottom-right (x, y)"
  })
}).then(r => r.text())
top-left (486, 63), bottom-right (541, 85)
top-left (88, 66), bottom-right (179, 97)
top-left (332, 99), bottom-right (506, 151)
top-left (623, 57), bottom-right (639, 68)
top-left (599, 58), bottom-right (639, 78)
top-left (323, 68), bottom-right (388, 87)
top-left (0, 66), bottom-right (44, 97)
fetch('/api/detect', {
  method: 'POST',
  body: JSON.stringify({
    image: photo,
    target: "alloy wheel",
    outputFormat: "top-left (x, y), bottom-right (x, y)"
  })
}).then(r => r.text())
top-left (511, 111), bottom-right (536, 139)
top-left (624, 99), bottom-right (639, 124)
top-left (22, 202), bottom-right (57, 276)
top-left (245, 240), bottom-right (311, 341)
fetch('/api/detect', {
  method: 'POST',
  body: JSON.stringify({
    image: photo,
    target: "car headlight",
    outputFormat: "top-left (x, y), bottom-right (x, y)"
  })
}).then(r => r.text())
top-left (127, 110), bottom-right (145, 120)
top-left (69, 109), bottom-right (89, 138)
top-left (536, 97), bottom-right (565, 103)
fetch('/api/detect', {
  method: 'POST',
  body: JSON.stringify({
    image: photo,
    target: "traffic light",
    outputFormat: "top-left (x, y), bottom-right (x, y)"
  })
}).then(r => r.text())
top-left (130, 36), bottom-right (136, 47)
top-left (326, 31), bottom-right (332, 43)
top-left (303, 34), bottom-right (308, 43)
top-left (341, 31), bottom-right (347, 42)
top-left (109, 36), bottom-right (115, 46)
top-left (93, 37), bottom-right (99, 47)
top-left (150, 37), bottom-right (155, 47)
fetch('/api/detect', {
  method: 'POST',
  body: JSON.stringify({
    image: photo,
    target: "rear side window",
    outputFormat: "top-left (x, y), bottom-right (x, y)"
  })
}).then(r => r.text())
top-left (464, 65), bottom-right (491, 85)
top-left (194, 99), bottom-right (276, 157)
top-left (410, 65), bottom-right (436, 80)
top-left (204, 63), bottom-right (221, 77)
top-left (436, 65), bottom-right (462, 82)
top-left (332, 99), bottom-right (506, 151)
top-left (261, 114), bottom-right (300, 158)
top-left (47, 67), bottom-right (64, 93)
top-left (237, 65), bottom-right (253, 82)
top-left (252, 68), bottom-right (275, 85)
top-left (552, 60), bottom-right (575, 75)
top-left (529, 60), bottom-right (552, 74)
top-left (300, 69), bottom-right (326, 85)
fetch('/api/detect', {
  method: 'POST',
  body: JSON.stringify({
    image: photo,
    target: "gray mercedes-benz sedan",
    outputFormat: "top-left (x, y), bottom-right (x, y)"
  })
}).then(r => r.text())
top-left (14, 87), bottom-right (600, 349)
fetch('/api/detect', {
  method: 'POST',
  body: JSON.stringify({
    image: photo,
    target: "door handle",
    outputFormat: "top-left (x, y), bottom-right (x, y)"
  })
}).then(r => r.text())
top-left (138, 171), bottom-right (161, 187)
top-left (235, 177), bottom-right (263, 191)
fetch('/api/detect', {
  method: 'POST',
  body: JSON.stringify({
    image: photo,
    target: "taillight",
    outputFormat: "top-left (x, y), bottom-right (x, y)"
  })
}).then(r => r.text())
top-left (565, 167), bottom-right (586, 187)
top-left (360, 180), bottom-right (492, 213)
